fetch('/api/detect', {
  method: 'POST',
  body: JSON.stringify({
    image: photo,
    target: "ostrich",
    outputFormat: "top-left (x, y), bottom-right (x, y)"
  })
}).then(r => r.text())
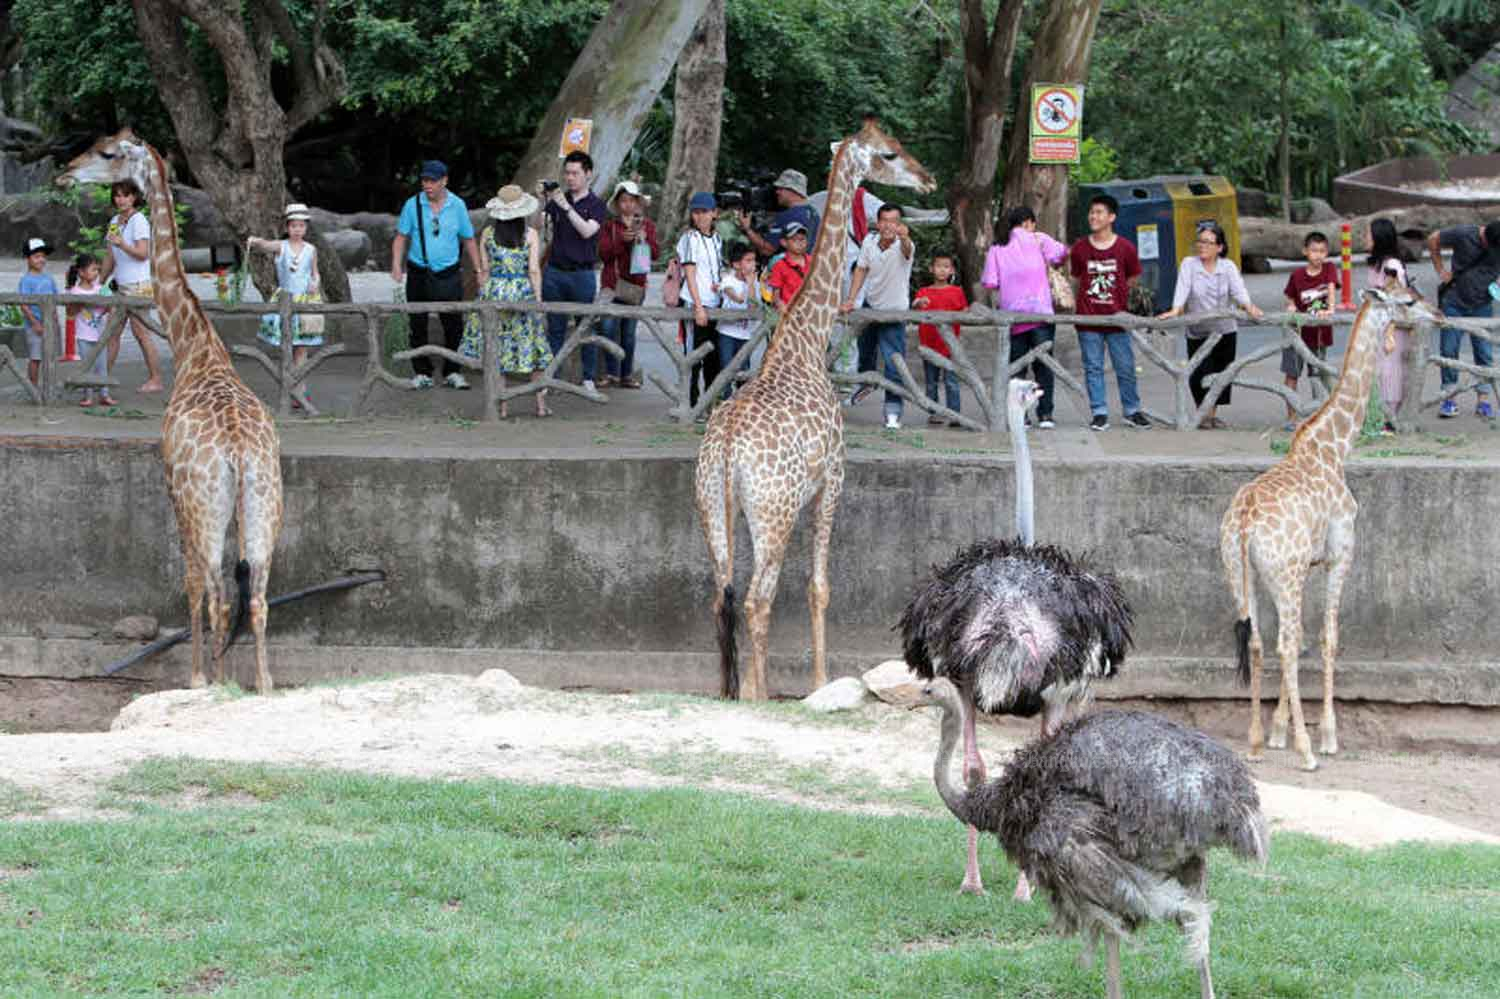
top-left (922, 676), bottom-right (1268, 999)
top-left (898, 378), bottom-right (1133, 896)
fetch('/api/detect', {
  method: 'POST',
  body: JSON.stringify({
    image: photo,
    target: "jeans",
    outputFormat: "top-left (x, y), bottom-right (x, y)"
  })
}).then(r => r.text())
top-left (1078, 328), bottom-right (1141, 416)
top-left (542, 265), bottom-right (599, 381)
top-left (602, 315), bottom-right (636, 379)
top-left (1008, 324), bottom-right (1056, 419)
top-left (867, 321), bottom-right (908, 421)
top-left (405, 265), bottom-right (464, 378)
top-left (1439, 298), bottom-right (1495, 394)
top-left (923, 361), bottom-right (960, 413)
top-left (717, 334), bottom-right (754, 399)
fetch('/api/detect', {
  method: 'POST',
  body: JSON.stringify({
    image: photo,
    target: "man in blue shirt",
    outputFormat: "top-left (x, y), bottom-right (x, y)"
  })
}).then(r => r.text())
top-left (390, 160), bottom-right (484, 390)
top-left (732, 168), bottom-right (820, 258)
top-left (541, 150), bottom-right (609, 391)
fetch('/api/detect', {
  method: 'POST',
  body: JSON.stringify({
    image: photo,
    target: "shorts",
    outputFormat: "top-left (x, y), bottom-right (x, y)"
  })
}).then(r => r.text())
top-left (25, 326), bottom-right (42, 361)
top-left (1281, 343), bottom-right (1327, 379)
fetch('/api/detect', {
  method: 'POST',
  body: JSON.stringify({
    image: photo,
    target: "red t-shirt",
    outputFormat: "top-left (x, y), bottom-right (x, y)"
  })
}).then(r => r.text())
top-left (1069, 235), bottom-right (1141, 332)
top-left (915, 284), bottom-right (969, 357)
top-left (768, 255), bottom-right (810, 305)
top-left (1282, 264), bottom-right (1340, 350)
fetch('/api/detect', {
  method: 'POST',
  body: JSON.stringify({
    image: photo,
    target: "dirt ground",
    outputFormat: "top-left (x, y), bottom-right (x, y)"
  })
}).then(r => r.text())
top-left (1, 672), bottom-right (1495, 850)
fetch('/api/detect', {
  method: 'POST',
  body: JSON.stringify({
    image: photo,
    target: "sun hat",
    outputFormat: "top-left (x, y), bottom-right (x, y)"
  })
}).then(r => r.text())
top-left (23, 236), bottom-right (52, 256)
top-left (283, 203), bottom-right (311, 222)
top-left (773, 169), bottom-right (808, 197)
top-left (609, 179), bottom-right (644, 211)
top-left (419, 160), bottom-right (448, 180)
top-left (485, 184), bottom-right (539, 221)
top-left (688, 191), bottom-right (717, 212)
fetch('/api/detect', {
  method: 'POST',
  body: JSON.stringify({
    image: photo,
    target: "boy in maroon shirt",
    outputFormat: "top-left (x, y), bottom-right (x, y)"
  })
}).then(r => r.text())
top-left (913, 251), bottom-right (969, 424)
top-left (1281, 230), bottom-right (1340, 429)
top-left (1069, 194), bottom-right (1148, 430)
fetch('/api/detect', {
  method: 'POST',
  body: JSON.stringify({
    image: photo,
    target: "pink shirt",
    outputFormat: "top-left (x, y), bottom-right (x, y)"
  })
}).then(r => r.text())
top-left (982, 230), bottom-right (1068, 333)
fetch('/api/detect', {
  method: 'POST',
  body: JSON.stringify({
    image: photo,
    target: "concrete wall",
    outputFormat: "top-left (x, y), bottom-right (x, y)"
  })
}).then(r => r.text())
top-left (3, 436), bottom-right (1499, 704)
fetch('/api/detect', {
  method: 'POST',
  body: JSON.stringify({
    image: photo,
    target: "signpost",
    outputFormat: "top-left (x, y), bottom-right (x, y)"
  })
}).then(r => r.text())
top-left (1028, 84), bottom-right (1083, 164)
top-left (558, 117), bottom-right (593, 158)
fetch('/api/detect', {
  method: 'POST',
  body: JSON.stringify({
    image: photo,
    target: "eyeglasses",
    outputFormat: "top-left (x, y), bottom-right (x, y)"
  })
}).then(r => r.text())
top-left (431, 218), bottom-right (441, 237)
top-left (1195, 236), bottom-right (1219, 245)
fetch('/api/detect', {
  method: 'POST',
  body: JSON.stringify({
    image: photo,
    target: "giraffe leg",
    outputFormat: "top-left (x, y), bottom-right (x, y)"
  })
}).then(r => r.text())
top-left (806, 478), bottom-right (842, 692)
top-left (240, 457), bottom-right (283, 696)
top-left (695, 441), bottom-right (738, 697)
top-left (248, 566), bottom-right (272, 694)
top-left (741, 517), bottom-right (792, 703)
top-left (1273, 582), bottom-right (1317, 770)
top-left (207, 571), bottom-right (229, 686)
top-left (1244, 572), bottom-right (1267, 762)
top-left (1320, 518), bottom-right (1355, 756)
top-left (184, 567), bottom-right (207, 689)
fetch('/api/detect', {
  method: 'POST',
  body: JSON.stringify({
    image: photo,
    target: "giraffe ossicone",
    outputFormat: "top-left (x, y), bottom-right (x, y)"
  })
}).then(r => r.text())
top-left (694, 120), bottom-right (935, 701)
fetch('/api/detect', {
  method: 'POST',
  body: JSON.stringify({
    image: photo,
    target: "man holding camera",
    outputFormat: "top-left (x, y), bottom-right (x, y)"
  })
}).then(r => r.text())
top-left (733, 168), bottom-right (820, 258)
top-left (390, 159), bottom-right (485, 390)
top-left (541, 150), bottom-right (610, 391)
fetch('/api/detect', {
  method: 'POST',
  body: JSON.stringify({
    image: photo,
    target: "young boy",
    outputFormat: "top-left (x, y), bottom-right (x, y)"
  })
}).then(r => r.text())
top-left (717, 242), bottom-right (764, 397)
top-left (18, 237), bottom-right (58, 387)
top-left (1069, 195), bottom-right (1147, 430)
top-left (767, 222), bottom-right (811, 306)
top-left (1281, 231), bottom-right (1340, 430)
top-left (913, 251), bottom-right (968, 425)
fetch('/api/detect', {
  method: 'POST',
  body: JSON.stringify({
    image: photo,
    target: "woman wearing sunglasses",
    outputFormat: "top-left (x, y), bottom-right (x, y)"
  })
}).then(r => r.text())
top-left (1156, 221), bottom-right (1264, 429)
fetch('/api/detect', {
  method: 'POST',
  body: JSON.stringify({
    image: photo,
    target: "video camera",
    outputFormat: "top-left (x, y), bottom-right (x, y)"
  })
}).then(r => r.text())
top-left (716, 179), bottom-right (778, 215)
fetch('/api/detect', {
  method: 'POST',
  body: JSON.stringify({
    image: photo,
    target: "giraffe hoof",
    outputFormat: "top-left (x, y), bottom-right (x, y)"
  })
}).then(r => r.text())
top-left (1321, 737), bottom-right (1339, 756)
top-left (1299, 754), bottom-right (1320, 772)
top-left (1267, 732), bottom-right (1287, 750)
top-left (1245, 750), bottom-right (1264, 763)
top-left (189, 674), bottom-right (206, 689)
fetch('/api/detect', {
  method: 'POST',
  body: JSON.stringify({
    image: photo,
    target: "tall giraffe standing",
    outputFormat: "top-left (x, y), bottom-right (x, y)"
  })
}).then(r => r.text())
top-left (1221, 285), bottom-right (1438, 769)
top-left (59, 130), bottom-right (284, 693)
top-left (696, 120), bottom-right (935, 700)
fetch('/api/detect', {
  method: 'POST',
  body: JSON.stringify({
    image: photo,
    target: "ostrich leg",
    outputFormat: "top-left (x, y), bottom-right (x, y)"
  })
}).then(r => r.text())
top-left (1105, 936), bottom-right (1123, 999)
top-left (958, 683), bottom-right (986, 895)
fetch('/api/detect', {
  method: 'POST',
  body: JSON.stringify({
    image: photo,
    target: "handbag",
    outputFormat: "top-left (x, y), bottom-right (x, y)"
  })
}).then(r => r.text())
top-left (662, 258), bottom-right (683, 308)
top-left (1047, 265), bottom-right (1074, 311)
top-left (1127, 282), bottom-right (1156, 317)
top-left (613, 279), bottom-right (645, 306)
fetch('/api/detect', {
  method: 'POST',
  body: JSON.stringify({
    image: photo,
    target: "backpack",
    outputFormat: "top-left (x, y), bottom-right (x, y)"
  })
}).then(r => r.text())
top-left (662, 257), bottom-right (684, 307)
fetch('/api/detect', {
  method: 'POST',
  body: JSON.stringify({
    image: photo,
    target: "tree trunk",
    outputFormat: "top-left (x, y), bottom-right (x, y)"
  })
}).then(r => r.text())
top-left (1001, 0), bottom-right (1103, 241)
top-left (948, 0), bottom-right (1027, 303)
top-left (1278, 10), bottom-right (1291, 223)
top-left (131, 0), bottom-right (350, 301)
top-left (1240, 206), bottom-right (1488, 261)
top-left (510, 0), bottom-right (712, 198)
top-left (656, 0), bottom-right (726, 253)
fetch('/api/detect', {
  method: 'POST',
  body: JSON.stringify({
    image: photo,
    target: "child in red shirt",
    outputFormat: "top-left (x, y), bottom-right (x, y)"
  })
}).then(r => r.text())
top-left (766, 223), bottom-right (811, 305)
top-left (913, 251), bottom-right (969, 424)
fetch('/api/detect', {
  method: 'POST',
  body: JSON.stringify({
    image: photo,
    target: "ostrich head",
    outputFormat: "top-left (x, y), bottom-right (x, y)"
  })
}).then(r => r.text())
top-left (829, 118), bottom-right (937, 195)
top-left (1007, 379), bottom-right (1041, 423)
top-left (56, 128), bottom-right (153, 194)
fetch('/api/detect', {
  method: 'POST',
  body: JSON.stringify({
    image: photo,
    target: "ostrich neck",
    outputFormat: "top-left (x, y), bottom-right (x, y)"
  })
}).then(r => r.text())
top-left (1010, 402), bottom-right (1035, 544)
top-left (932, 696), bottom-right (978, 827)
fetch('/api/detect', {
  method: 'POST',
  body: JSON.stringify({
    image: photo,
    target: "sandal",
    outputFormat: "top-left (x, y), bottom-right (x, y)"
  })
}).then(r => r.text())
top-left (79, 397), bottom-right (94, 408)
top-left (618, 375), bottom-right (642, 389)
top-left (98, 394), bottom-right (118, 407)
top-left (598, 375), bottom-right (618, 388)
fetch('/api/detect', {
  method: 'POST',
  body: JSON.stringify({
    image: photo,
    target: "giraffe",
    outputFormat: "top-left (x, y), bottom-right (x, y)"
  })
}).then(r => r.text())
top-left (58, 130), bottom-right (284, 694)
top-left (695, 120), bottom-right (935, 700)
top-left (1220, 285), bottom-right (1439, 769)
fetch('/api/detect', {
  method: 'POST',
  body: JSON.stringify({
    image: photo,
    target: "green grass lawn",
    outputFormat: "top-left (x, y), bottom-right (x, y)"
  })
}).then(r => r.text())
top-left (1, 758), bottom-right (1497, 998)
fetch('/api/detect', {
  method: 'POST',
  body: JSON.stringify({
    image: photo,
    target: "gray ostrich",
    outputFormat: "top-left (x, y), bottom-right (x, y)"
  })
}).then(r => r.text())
top-left (898, 379), bottom-right (1133, 896)
top-left (922, 676), bottom-right (1268, 999)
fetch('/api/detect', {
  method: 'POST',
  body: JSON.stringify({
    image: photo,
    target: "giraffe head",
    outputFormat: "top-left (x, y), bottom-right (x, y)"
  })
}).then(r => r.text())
top-left (55, 128), bottom-right (153, 194)
top-left (829, 118), bottom-right (936, 195)
top-left (1360, 285), bottom-right (1442, 328)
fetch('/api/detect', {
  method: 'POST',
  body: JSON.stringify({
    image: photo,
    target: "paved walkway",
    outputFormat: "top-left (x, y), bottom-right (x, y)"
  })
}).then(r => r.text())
top-left (3, 253), bottom-right (1498, 466)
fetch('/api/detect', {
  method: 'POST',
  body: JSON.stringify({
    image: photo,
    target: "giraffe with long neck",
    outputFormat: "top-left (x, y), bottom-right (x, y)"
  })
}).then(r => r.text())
top-left (1221, 285), bottom-right (1439, 769)
top-left (58, 130), bottom-right (284, 693)
top-left (695, 120), bottom-right (935, 700)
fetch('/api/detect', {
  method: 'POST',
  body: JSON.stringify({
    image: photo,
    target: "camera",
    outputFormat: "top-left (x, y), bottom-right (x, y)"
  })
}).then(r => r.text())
top-left (717, 179), bottom-right (778, 215)
top-left (542, 180), bottom-right (560, 193)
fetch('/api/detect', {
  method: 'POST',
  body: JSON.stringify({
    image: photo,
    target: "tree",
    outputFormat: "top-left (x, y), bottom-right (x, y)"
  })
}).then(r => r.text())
top-left (509, 0), bottom-right (712, 195)
top-left (1001, 0), bottom-right (1103, 239)
top-left (948, 0), bottom-right (1027, 302)
top-left (130, 0), bottom-right (350, 300)
top-left (656, 0), bottom-right (725, 250)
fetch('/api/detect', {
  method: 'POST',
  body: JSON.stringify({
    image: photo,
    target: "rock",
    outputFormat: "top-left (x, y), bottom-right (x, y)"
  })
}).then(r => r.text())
top-left (1236, 186), bottom-right (1274, 217)
top-left (802, 676), bottom-right (871, 712)
top-left (475, 668), bottom-right (522, 694)
top-left (112, 615), bottom-right (159, 641)
top-left (0, 193), bottom-right (83, 261)
top-left (862, 659), bottom-right (926, 708)
top-left (323, 228), bottom-right (371, 270)
top-left (1291, 197), bottom-right (1339, 224)
top-left (110, 688), bottom-right (218, 731)
top-left (1240, 254), bottom-right (1273, 275)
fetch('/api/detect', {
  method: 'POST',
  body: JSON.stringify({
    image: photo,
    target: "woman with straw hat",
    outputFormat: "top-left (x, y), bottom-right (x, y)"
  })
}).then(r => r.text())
top-left (459, 185), bottom-right (553, 418)
top-left (248, 203), bottom-right (323, 408)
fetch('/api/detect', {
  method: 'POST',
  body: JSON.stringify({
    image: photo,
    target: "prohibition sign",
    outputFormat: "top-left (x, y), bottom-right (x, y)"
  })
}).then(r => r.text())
top-left (1034, 88), bottom-right (1078, 135)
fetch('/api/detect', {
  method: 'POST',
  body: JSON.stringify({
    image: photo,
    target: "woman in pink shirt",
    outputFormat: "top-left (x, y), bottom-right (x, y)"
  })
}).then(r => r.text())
top-left (982, 206), bottom-right (1068, 427)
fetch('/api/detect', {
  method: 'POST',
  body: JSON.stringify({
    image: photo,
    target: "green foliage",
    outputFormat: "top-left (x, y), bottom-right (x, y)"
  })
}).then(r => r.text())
top-left (1068, 137), bottom-right (1120, 186)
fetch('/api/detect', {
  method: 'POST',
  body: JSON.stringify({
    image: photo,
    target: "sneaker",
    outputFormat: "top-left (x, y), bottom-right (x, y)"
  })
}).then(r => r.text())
top-left (1038, 417), bottom-right (1055, 429)
top-left (1380, 420), bottom-right (1396, 436)
top-left (927, 414), bottom-right (946, 426)
top-left (1478, 400), bottom-right (1495, 419)
top-left (1124, 411), bottom-right (1151, 429)
top-left (444, 372), bottom-right (471, 390)
top-left (1439, 399), bottom-right (1459, 418)
top-left (884, 413), bottom-right (901, 430)
top-left (848, 385), bottom-right (873, 407)
top-left (1089, 414), bottom-right (1109, 431)
top-left (582, 378), bottom-right (597, 393)
top-left (410, 374), bottom-right (433, 390)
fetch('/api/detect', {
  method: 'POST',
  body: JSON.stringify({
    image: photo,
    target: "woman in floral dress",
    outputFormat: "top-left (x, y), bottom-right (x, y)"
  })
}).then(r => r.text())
top-left (461, 185), bottom-right (553, 418)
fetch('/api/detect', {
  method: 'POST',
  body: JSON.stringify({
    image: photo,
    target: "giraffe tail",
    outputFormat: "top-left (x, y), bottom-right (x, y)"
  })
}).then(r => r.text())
top-left (225, 559), bottom-right (252, 651)
top-left (718, 583), bottom-right (739, 700)
top-left (1234, 525), bottom-right (1252, 687)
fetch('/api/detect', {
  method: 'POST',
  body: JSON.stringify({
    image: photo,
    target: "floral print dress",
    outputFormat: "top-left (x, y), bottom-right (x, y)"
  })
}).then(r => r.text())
top-left (460, 229), bottom-right (552, 374)
top-left (257, 241), bottom-right (323, 347)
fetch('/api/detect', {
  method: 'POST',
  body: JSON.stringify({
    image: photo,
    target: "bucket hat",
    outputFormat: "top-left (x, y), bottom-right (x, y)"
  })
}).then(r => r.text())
top-left (485, 184), bottom-right (539, 221)
top-left (773, 169), bottom-right (808, 197)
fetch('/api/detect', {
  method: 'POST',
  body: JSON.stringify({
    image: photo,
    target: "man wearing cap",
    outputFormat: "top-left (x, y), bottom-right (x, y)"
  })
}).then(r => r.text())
top-left (733, 168), bottom-right (820, 258)
top-left (390, 159), bottom-right (484, 390)
top-left (540, 150), bottom-right (610, 391)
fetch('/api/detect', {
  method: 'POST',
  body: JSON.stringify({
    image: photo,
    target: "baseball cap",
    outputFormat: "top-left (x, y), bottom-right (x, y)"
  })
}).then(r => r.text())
top-left (419, 160), bottom-right (448, 180)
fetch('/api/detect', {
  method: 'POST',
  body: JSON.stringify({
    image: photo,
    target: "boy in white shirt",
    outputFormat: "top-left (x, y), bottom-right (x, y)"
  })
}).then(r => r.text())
top-left (716, 242), bottom-right (764, 398)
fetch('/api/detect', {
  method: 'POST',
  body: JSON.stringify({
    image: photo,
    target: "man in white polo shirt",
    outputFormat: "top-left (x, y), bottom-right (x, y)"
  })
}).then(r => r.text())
top-left (840, 203), bottom-right (914, 429)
